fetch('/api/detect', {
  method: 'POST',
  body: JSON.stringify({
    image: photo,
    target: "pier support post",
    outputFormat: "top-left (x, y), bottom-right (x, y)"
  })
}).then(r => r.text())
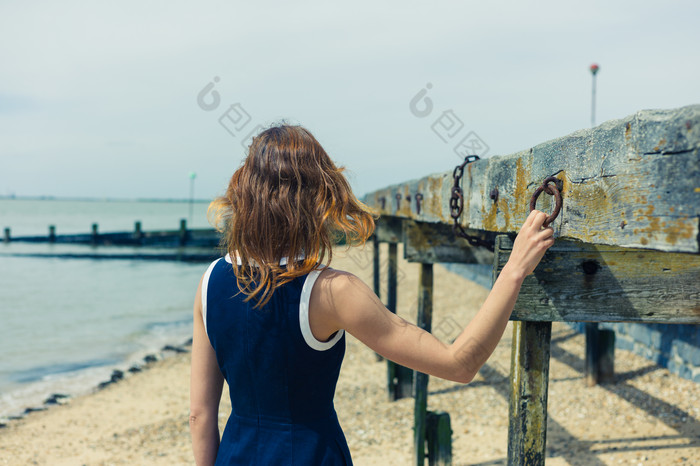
top-left (387, 243), bottom-right (397, 313)
top-left (426, 411), bottom-right (452, 466)
top-left (3, 228), bottom-right (10, 243)
top-left (414, 262), bottom-right (433, 466)
top-left (387, 242), bottom-right (413, 401)
top-left (48, 225), bottom-right (56, 243)
top-left (508, 321), bottom-right (552, 466)
top-left (599, 329), bottom-right (615, 383)
top-left (373, 234), bottom-right (381, 300)
top-left (179, 219), bottom-right (187, 246)
top-left (372, 234), bottom-right (384, 362)
top-left (586, 324), bottom-right (615, 385)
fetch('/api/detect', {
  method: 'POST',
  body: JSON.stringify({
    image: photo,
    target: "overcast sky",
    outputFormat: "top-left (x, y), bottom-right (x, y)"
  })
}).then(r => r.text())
top-left (1, 0), bottom-right (699, 200)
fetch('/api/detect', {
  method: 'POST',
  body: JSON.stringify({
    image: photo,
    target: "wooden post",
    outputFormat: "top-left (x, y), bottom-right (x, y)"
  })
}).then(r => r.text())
top-left (508, 321), bottom-right (552, 466)
top-left (426, 411), bottom-right (452, 466)
top-left (179, 219), bottom-right (187, 246)
top-left (387, 242), bottom-right (397, 313)
top-left (373, 234), bottom-right (384, 362)
top-left (373, 234), bottom-right (380, 298)
top-left (3, 228), bottom-right (10, 243)
top-left (91, 223), bottom-right (99, 245)
top-left (414, 263), bottom-right (433, 466)
top-left (48, 225), bottom-right (56, 243)
top-left (387, 241), bottom-right (413, 400)
top-left (134, 221), bottom-right (143, 244)
top-left (585, 324), bottom-right (616, 386)
top-left (585, 323), bottom-right (600, 386)
top-left (599, 329), bottom-right (615, 384)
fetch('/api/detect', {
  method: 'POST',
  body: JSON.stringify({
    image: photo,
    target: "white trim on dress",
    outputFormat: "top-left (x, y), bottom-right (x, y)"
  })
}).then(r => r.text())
top-left (224, 252), bottom-right (304, 266)
top-left (201, 258), bottom-right (220, 338)
top-left (299, 269), bottom-right (344, 351)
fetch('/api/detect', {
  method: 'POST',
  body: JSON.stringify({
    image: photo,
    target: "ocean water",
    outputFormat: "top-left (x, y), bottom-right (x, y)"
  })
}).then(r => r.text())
top-left (0, 199), bottom-right (216, 418)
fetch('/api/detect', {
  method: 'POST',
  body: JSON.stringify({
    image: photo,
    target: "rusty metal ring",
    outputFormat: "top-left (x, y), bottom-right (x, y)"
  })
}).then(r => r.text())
top-left (529, 178), bottom-right (562, 227)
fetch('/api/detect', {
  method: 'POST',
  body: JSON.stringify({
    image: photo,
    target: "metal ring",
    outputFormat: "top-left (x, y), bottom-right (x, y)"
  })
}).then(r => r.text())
top-left (529, 178), bottom-right (562, 227)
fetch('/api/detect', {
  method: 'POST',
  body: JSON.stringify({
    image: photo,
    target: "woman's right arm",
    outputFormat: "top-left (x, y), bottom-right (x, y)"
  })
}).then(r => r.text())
top-left (313, 210), bottom-right (554, 383)
top-left (190, 274), bottom-right (224, 466)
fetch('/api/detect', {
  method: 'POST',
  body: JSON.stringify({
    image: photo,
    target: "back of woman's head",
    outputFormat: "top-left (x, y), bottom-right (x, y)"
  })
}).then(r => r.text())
top-left (209, 123), bottom-right (376, 308)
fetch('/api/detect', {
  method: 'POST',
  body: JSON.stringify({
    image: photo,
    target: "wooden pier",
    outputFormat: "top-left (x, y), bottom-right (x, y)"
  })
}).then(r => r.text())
top-left (365, 105), bottom-right (700, 465)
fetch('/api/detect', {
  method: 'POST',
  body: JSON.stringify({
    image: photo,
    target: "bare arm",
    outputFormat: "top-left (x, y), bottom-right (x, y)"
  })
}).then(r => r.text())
top-left (190, 274), bottom-right (224, 466)
top-left (312, 210), bottom-right (554, 383)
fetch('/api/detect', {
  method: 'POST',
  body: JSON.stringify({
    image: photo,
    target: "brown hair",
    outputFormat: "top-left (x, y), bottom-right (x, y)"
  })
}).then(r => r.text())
top-left (208, 123), bottom-right (377, 308)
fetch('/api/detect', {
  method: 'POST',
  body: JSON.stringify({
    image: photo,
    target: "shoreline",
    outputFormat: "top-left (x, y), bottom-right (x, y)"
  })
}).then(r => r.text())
top-left (0, 337), bottom-right (193, 425)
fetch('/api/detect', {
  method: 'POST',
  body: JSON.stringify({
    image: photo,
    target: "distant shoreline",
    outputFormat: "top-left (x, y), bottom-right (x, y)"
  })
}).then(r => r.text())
top-left (0, 196), bottom-right (212, 203)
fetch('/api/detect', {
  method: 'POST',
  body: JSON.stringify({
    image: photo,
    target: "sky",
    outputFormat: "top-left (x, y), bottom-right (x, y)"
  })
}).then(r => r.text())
top-left (1, 0), bottom-right (699, 201)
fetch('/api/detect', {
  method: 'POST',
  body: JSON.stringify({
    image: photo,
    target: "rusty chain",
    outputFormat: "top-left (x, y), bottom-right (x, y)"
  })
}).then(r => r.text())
top-left (450, 155), bottom-right (495, 251)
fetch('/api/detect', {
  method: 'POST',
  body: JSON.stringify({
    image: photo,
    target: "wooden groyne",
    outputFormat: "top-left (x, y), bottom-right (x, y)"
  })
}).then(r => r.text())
top-left (363, 105), bottom-right (700, 465)
top-left (2, 220), bottom-right (222, 262)
top-left (3, 220), bottom-right (220, 249)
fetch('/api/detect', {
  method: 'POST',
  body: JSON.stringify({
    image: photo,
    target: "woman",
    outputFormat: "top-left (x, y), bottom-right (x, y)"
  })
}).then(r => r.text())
top-left (190, 124), bottom-right (554, 465)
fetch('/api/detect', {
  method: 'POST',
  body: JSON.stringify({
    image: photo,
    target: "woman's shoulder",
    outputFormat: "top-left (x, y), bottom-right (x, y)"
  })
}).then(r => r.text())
top-left (313, 267), bottom-right (372, 302)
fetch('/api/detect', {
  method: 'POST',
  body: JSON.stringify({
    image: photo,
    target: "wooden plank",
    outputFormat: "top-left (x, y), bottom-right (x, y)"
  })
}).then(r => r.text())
top-left (403, 220), bottom-right (494, 264)
top-left (508, 321), bottom-right (552, 466)
top-left (364, 105), bottom-right (700, 253)
top-left (414, 263), bottom-right (433, 465)
top-left (494, 236), bottom-right (700, 323)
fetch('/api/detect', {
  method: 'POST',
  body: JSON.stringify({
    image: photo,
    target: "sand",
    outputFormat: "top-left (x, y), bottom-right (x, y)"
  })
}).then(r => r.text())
top-left (0, 244), bottom-right (698, 465)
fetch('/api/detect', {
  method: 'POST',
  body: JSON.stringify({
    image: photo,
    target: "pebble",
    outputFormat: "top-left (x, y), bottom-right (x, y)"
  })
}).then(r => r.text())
top-left (44, 393), bottom-right (70, 405)
top-left (162, 344), bottom-right (188, 353)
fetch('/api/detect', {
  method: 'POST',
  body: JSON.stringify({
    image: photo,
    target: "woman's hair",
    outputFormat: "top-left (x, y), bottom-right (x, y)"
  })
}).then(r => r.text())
top-left (208, 123), bottom-right (377, 308)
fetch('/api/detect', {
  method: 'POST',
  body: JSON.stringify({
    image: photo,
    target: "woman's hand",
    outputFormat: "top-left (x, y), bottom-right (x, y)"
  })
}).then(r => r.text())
top-left (504, 210), bottom-right (555, 281)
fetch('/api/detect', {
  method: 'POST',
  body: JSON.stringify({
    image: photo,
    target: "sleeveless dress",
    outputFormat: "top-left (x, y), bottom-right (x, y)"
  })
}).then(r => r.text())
top-left (202, 255), bottom-right (353, 465)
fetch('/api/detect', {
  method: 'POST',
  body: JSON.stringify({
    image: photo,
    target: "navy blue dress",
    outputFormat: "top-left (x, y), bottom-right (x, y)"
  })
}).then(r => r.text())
top-left (202, 256), bottom-right (353, 465)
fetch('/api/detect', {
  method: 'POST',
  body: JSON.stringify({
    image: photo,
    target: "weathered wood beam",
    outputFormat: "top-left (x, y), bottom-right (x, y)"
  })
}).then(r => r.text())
top-left (403, 220), bottom-right (494, 264)
top-left (364, 105), bottom-right (700, 253)
top-left (494, 236), bottom-right (700, 324)
top-left (375, 216), bottom-right (403, 243)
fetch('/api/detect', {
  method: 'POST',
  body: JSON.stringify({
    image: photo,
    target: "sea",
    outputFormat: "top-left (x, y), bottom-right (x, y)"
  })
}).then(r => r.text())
top-left (0, 198), bottom-right (215, 419)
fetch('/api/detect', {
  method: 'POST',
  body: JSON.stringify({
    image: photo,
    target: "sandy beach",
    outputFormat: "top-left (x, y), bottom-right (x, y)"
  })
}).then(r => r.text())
top-left (1, 245), bottom-right (698, 465)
